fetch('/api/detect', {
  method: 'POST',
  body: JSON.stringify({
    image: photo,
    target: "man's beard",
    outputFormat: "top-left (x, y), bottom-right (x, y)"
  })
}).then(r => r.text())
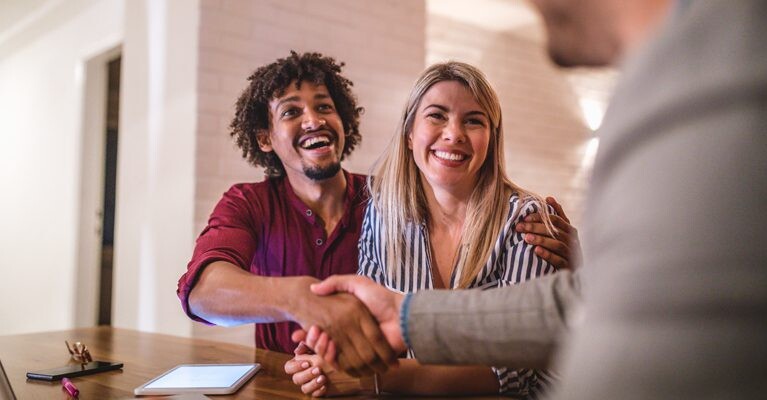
top-left (303, 161), bottom-right (341, 181)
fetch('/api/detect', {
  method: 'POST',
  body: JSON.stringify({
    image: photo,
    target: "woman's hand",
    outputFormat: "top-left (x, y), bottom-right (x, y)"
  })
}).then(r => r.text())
top-left (284, 348), bottom-right (331, 397)
top-left (285, 342), bottom-right (366, 397)
top-left (292, 326), bottom-right (334, 365)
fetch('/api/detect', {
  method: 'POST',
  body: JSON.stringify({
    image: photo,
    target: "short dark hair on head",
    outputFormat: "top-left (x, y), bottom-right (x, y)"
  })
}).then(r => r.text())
top-left (230, 51), bottom-right (363, 177)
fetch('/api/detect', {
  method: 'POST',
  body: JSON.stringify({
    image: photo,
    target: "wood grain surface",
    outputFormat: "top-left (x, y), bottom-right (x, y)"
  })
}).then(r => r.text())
top-left (0, 327), bottom-right (505, 399)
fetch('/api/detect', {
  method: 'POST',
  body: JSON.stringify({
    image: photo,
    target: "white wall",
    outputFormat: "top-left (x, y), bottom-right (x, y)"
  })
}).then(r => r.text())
top-left (0, 0), bottom-right (124, 335)
top-left (0, 0), bottom-right (199, 338)
top-left (112, 0), bottom-right (199, 337)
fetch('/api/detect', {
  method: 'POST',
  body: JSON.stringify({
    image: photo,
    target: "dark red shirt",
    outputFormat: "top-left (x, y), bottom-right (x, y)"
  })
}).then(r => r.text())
top-left (177, 170), bottom-right (368, 353)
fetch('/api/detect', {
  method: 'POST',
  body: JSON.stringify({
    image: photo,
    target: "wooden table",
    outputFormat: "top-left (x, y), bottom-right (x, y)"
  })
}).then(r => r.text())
top-left (0, 327), bottom-right (505, 399)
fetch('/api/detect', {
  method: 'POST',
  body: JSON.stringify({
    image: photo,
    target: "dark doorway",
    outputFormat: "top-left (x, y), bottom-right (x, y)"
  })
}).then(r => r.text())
top-left (98, 56), bottom-right (121, 326)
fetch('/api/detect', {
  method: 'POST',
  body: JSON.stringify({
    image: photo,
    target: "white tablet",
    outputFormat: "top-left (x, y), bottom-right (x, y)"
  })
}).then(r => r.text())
top-left (134, 363), bottom-right (260, 396)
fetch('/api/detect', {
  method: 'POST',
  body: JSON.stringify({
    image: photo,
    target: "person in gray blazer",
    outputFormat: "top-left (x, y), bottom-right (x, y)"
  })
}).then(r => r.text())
top-left (300, 0), bottom-right (767, 398)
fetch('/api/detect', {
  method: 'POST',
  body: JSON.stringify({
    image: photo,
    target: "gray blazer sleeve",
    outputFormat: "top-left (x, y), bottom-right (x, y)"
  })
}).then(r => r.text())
top-left (406, 270), bottom-right (580, 368)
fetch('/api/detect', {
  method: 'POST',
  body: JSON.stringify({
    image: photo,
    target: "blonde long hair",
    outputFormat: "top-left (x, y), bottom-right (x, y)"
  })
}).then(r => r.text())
top-left (369, 61), bottom-right (555, 288)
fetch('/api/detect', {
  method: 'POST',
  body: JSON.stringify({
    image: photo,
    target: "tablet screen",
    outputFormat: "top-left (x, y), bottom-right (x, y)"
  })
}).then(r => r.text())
top-left (136, 364), bottom-right (260, 395)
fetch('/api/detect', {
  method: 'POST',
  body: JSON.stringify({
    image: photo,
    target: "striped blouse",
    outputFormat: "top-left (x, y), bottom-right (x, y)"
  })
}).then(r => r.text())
top-left (357, 194), bottom-right (559, 397)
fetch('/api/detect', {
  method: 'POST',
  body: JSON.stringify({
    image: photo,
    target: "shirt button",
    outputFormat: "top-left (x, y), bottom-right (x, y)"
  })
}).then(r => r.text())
top-left (315, 238), bottom-right (323, 246)
top-left (305, 209), bottom-right (312, 216)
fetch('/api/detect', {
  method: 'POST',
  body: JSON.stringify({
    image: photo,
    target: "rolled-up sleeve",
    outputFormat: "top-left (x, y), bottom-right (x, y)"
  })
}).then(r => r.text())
top-left (176, 184), bottom-right (259, 324)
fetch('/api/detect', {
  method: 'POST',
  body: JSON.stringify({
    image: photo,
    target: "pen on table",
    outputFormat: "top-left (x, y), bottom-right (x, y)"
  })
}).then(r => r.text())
top-left (62, 377), bottom-right (79, 398)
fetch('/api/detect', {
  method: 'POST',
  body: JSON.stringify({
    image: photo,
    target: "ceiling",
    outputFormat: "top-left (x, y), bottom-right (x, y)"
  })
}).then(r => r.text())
top-left (0, 0), bottom-right (50, 38)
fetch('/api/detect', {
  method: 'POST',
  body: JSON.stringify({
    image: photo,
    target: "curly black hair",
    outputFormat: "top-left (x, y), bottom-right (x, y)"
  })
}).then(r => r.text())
top-left (230, 51), bottom-right (363, 177)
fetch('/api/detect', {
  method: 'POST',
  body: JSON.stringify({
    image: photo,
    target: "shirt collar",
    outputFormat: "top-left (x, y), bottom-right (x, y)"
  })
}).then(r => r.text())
top-left (283, 169), bottom-right (356, 228)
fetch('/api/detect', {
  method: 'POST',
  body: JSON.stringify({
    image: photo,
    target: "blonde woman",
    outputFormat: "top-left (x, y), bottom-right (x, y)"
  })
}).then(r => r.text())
top-left (288, 61), bottom-right (566, 397)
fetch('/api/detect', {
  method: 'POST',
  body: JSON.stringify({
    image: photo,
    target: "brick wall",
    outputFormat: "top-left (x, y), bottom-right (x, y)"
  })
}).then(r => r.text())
top-left (192, 0), bottom-right (427, 345)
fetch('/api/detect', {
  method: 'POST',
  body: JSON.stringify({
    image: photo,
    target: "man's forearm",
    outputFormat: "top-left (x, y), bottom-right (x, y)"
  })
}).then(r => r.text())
top-left (406, 271), bottom-right (580, 368)
top-left (188, 261), bottom-right (315, 326)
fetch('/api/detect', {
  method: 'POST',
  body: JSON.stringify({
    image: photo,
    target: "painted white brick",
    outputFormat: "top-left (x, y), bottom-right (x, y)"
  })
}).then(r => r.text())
top-left (198, 71), bottom-right (219, 92)
top-left (197, 113), bottom-right (219, 135)
top-left (201, 0), bottom-right (222, 10)
top-left (201, 8), bottom-right (252, 38)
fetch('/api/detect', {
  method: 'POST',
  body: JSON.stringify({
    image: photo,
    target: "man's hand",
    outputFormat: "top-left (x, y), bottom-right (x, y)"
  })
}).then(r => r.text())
top-left (515, 197), bottom-right (582, 270)
top-left (312, 276), bottom-right (407, 354)
top-left (292, 275), bottom-right (407, 371)
top-left (287, 276), bottom-right (396, 377)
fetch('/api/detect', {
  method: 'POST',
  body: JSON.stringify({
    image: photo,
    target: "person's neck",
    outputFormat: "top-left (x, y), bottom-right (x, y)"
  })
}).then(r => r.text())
top-left (422, 180), bottom-right (470, 232)
top-left (286, 169), bottom-right (347, 233)
top-left (614, 0), bottom-right (673, 60)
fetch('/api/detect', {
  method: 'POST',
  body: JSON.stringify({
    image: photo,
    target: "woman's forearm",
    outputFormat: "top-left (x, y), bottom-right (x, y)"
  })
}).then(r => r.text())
top-left (380, 359), bottom-right (498, 395)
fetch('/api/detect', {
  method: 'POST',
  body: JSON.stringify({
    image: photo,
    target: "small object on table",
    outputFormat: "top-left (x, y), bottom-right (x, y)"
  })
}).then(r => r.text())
top-left (61, 377), bottom-right (79, 398)
top-left (65, 341), bottom-right (92, 364)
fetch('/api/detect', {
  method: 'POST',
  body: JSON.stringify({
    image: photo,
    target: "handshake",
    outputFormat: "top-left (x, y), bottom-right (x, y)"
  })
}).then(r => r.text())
top-left (286, 275), bottom-right (407, 395)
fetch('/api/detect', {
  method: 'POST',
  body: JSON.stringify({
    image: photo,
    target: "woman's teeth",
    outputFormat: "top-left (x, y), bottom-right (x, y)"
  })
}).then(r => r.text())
top-left (433, 150), bottom-right (466, 161)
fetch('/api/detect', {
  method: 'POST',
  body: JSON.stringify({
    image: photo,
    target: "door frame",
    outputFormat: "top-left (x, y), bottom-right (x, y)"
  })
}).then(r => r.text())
top-left (74, 44), bottom-right (122, 327)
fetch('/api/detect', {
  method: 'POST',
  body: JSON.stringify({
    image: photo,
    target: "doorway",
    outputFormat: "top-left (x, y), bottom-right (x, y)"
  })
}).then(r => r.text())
top-left (97, 56), bottom-right (120, 325)
top-left (75, 47), bottom-right (121, 328)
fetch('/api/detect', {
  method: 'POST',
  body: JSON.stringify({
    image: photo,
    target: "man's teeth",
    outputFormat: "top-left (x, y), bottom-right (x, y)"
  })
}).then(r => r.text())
top-left (433, 150), bottom-right (466, 161)
top-left (301, 137), bottom-right (331, 149)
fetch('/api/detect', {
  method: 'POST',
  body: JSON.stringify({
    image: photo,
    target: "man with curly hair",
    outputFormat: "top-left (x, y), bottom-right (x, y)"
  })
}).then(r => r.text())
top-left (175, 51), bottom-right (577, 376)
top-left (176, 52), bottom-right (394, 375)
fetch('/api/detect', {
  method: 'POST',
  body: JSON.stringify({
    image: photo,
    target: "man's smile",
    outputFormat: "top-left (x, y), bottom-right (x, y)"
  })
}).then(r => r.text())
top-left (299, 133), bottom-right (333, 150)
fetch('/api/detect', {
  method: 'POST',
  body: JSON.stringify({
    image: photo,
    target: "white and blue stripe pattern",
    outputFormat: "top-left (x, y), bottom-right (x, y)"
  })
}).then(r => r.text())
top-left (358, 194), bottom-right (559, 397)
